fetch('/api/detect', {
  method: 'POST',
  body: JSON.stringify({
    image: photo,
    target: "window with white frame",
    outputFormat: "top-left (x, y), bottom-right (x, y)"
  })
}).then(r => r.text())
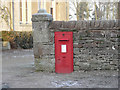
top-left (20, 0), bottom-right (22, 23)
top-left (19, 0), bottom-right (29, 24)
top-left (26, 0), bottom-right (28, 24)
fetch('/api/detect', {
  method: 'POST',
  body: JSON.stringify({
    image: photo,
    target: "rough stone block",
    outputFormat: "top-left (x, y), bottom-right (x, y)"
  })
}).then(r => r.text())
top-left (99, 21), bottom-right (104, 29)
top-left (73, 43), bottom-right (83, 48)
top-left (74, 66), bottom-right (80, 71)
top-left (49, 32), bottom-right (54, 44)
top-left (94, 20), bottom-right (100, 28)
top-left (33, 42), bottom-right (52, 58)
top-left (73, 48), bottom-right (80, 55)
top-left (42, 45), bottom-right (52, 55)
top-left (34, 58), bottom-right (55, 72)
top-left (62, 21), bottom-right (76, 29)
top-left (73, 32), bottom-right (79, 42)
top-left (115, 20), bottom-right (120, 28)
top-left (90, 30), bottom-right (105, 38)
top-left (33, 42), bottom-right (43, 58)
top-left (89, 59), bottom-right (101, 65)
top-left (50, 44), bottom-right (55, 55)
top-left (109, 20), bottom-right (115, 28)
top-left (33, 28), bottom-right (50, 42)
top-left (78, 30), bottom-right (88, 37)
top-left (82, 21), bottom-right (87, 29)
top-left (34, 58), bottom-right (41, 70)
top-left (110, 31), bottom-right (118, 38)
top-left (75, 61), bottom-right (81, 66)
top-left (110, 60), bottom-right (118, 65)
top-left (33, 21), bottom-right (49, 30)
top-left (49, 21), bottom-right (63, 29)
top-left (75, 21), bottom-right (83, 30)
top-left (90, 20), bottom-right (95, 29)
top-left (79, 62), bottom-right (91, 70)
top-left (101, 65), bottom-right (111, 70)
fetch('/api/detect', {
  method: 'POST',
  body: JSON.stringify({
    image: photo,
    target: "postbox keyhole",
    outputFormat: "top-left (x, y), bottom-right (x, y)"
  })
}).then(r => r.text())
top-left (62, 34), bottom-right (65, 36)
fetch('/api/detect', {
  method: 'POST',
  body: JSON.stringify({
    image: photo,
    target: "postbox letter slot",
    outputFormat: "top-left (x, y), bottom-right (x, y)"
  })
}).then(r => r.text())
top-left (59, 39), bottom-right (69, 41)
top-left (61, 45), bottom-right (66, 53)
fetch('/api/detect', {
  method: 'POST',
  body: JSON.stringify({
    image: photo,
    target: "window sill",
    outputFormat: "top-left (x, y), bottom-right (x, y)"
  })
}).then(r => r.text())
top-left (19, 23), bottom-right (32, 26)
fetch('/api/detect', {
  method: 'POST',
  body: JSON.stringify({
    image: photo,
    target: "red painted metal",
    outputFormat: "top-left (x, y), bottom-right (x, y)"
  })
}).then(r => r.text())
top-left (55, 32), bottom-right (73, 73)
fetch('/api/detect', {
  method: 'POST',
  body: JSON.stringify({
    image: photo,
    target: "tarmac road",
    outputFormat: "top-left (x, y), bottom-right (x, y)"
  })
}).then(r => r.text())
top-left (2, 49), bottom-right (118, 88)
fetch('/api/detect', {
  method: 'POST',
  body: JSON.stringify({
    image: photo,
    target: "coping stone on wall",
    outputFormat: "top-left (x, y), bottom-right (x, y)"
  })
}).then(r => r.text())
top-left (62, 21), bottom-right (77, 29)
top-left (49, 20), bottom-right (120, 31)
top-left (49, 21), bottom-right (63, 30)
top-left (32, 9), bottom-right (53, 22)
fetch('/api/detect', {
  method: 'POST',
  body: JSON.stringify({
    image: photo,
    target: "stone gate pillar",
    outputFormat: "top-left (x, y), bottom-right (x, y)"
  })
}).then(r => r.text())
top-left (32, 9), bottom-right (54, 72)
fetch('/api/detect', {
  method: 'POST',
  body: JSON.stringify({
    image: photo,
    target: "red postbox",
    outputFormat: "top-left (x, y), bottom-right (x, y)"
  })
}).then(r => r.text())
top-left (55, 32), bottom-right (73, 73)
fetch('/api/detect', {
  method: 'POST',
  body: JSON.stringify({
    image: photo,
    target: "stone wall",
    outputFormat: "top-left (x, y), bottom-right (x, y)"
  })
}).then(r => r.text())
top-left (49, 20), bottom-right (120, 71)
top-left (32, 9), bottom-right (120, 72)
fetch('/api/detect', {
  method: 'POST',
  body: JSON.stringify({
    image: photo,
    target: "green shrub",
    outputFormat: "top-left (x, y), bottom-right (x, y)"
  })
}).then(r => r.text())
top-left (2, 31), bottom-right (33, 49)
